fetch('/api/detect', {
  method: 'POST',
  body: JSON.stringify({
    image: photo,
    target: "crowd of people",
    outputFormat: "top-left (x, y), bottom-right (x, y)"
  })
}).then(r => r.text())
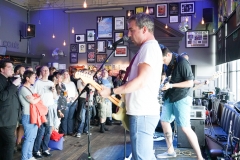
top-left (0, 12), bottom-right (207, 160)
top-left (0, 61), bottom-right (126, 160)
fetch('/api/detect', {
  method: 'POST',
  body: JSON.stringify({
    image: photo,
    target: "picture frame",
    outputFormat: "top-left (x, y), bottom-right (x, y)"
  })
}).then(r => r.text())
top-left (114, 46), bottom-right (128, 57)
top-left (114, 16), bottom-right (125, 30)
top-left (181, 15), bottom-right (192, 30)
top-left (87, 43), bottom-right (96, 51)
top-left (169, 16), bottom-right (179, 23)
top-left (135, 6), bottom-right (144, 14)
top-left (156, 4), bottom-right (168, 18)
top-left (79, 43), bottom-right (86, 53)
top-left (114, 32), bottom-right (124, 44)
top-left (107, 40), bottom-right (113, 50)
top-left (180, 2), bottom-right (195, 14)
top-left (87, 51), bottom-right (95, 63)
top-left (86, 29), bottom-right (95, 42)
top-left (97, 40), bottom-right (106, 53)
top-left (145, 7), bottom-right (154, 15)
top-left (70, 52), bottom-right (78, 64)
top-left (70, 44), bottom-right (78, 52)
top-left (185, 30), bottom-right (209, 48)
top-left (75, 34), bottom-right (85, 43)
top-left (169, 3), bottom-right (179, 15)
top-left (97, 16), bottom-right (113, 39)
top-left (96, 54), bottom-right (107, 63)
top-left (126, 10), bottom-right (134, 19)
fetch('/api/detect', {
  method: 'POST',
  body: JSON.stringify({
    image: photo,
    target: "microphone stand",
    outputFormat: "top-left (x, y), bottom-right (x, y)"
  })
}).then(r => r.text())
top-left (70, 45), bottom-right (119, 160)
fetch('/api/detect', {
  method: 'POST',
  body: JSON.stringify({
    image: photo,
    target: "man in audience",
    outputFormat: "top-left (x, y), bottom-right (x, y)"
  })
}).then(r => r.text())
top-left (14, 64), bottom-right (25, 80)
top-left (33, 66), bottom-right (58, 159)
top-left (0, 59), bottom-right (21, 160)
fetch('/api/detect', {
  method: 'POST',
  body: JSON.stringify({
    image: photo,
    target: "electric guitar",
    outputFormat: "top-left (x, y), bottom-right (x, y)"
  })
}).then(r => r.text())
top-left (75, 71), bottom-right (130, 131)
top-left (193, 71), bottom-right (223, 91)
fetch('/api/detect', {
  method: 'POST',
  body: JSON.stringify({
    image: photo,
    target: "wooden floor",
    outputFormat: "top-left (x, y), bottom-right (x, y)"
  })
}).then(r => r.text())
top-left (13, 123), bottom-right (206, 160)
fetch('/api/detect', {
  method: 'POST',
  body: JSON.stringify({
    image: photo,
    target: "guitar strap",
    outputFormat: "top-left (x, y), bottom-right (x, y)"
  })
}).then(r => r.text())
top-left (122, 52), bottom-right (139, 83)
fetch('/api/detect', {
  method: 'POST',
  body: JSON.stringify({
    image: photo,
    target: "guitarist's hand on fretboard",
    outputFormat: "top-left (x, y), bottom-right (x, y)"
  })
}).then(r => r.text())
top-left (98, 85), bottom-right (111, 98)
top-left (162, 82), bottom-right (171, 91)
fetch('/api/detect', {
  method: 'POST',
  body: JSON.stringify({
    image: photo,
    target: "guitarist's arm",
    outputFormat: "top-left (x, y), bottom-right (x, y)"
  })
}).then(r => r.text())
top-left (162, 80), bottom-right (193, 90)
top-left (99, 63), bottom-right (152, 97)
top-left (194, 80), bottom-right (209, 85)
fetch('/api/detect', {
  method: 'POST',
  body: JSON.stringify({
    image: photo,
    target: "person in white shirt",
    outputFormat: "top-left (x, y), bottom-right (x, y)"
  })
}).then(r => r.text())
top-left (99, 13), bottom-right (162, 160)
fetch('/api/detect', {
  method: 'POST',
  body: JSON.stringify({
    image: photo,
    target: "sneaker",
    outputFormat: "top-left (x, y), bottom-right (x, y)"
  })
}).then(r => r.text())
top-left (156, 152), bottom-right (177, 158)
top-left (76, 133), bottom-right (81, 138)
top-left (42, 150), bottom-right (51, 157)
top-left (84, 131), bottom-right (92, 135)
top-left (33, 151), bottom-right (42, 159)
top-left (28, 157), bottom-right (37, 160)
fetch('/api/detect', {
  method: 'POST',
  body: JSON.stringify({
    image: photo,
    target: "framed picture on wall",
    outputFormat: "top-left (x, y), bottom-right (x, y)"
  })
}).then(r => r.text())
top-left (114, 16), bottom-right (125, 30)
top-left (169, 16), bottom-right (179, 23)
top-left (87, 43), bottom-right (96, 51)
top-left (180, 2), bottom-right (195, 14)
top-left (97, 40), bottom-right (106, 53)
top-left (97, 16), bottom-right (113, 39)
top-left (145, 7), bottom-right (154, 15)
top-left (114, 46), bottom-right (128, 57)
top-left (156, 4), bottom-right (168, 17)
top-left (126, 10), bottom-right (134, 19)
top-left (185, 30), bottom-right (209, 48)
top-left (75, 34), bottom-right (85, 43)
top-left (107, 40), bottom-right (113, 50)
top-left (169, 3), bottom-right (179, 15)
top-left (70, 44), bottom-right (78, 52)
top-left (135, 6), bottom-right (144, 14)
top-left (86, 29), bottom-right (95, 42)
top-left (181, 15), bottom-right (192, 30)
top-left (96, 54), bottom-right (107, 63)
top-left (79, 43), bottom-right (86, 53)
top-left (70, 52), bottom-right (78, 64)
top-left (114, 32), bottom-right (124, 44)
top-left (87, 51), bottom-right (95, 63)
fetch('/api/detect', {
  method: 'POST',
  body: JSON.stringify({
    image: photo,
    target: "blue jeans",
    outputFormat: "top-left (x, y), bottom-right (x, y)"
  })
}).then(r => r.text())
top-left (21, 115), bottom-right (38, 160)
top-left (77, 107), bottom-right (89, 133)
top-left (161, 96), bottom-right (192, 127)
top-left (60, 102), bottom-right (77, 134)
top-left (33, 123), bottom-right (51, 153)
top-left (129, 115), bottom-right (159, 160)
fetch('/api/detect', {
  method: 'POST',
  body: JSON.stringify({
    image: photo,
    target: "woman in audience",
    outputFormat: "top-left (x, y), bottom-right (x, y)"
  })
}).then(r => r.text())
top-left (59, 70), bottom-right (78, 136)
top-left (18, 70), bottom-right (41, 160)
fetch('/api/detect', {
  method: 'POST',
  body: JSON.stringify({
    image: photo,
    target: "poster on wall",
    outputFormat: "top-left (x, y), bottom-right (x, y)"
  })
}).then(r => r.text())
top-left (185, 30), bottom-right (209, 48)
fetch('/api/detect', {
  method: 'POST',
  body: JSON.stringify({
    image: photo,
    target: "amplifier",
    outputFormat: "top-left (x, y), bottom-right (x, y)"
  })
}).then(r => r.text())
top-left (177, 119), bottom-right (205, 148)
top-left (190, 105), bottom-right (206, 120)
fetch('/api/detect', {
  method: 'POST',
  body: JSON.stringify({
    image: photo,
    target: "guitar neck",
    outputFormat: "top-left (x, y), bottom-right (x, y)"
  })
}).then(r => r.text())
top-left (89, 81), bottom-right (121, 107)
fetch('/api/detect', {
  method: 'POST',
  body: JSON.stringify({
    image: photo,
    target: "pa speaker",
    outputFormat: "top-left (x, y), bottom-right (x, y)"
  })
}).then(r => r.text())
top-left (177, 119), bottom-right (205, 148)
top-left (24, 24), bottom-right (35, 37)
top-left (203, 8), bottom-right (213, 23)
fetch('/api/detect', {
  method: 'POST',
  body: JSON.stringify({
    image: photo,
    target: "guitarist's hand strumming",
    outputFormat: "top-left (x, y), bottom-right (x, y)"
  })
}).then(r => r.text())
top-left (98, 85), bottom-right (111, 98)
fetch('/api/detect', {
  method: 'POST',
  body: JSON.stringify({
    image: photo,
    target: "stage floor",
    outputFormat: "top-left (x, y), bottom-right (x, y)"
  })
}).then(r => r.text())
top-left (13, 122), bottom-right (207, 160)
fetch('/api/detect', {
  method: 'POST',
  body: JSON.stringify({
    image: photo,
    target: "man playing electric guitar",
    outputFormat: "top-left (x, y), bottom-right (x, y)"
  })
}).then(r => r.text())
top-left (99, 13), bottom-right (162, 160)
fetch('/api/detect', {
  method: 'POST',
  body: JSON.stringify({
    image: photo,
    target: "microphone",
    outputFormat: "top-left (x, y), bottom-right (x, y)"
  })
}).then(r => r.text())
top-left (112, 36), bottom-right (129, 47)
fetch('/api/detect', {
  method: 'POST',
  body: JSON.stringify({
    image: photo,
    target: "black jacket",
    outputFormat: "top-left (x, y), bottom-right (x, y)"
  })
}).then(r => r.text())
top-left (0, 74), bottom-right (20, 127)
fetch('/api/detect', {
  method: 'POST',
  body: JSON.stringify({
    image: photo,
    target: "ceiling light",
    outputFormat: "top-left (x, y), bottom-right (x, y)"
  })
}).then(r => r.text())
top-left (83, 0), bottom-right (87, 8)
top-left (65, 7), bottom-right (124, 13)
top-left (52, 34), bottom-right (55, 38)
top-left (63, 40), bottom-right (66, 46)
top-left (165, 24), bottom-right (168, 29)
top-left (146, 6), bottom-right (149, 14)
top-left (72, 27), bottom-right (75, 33)
top-left (201, 17), bottom-right (204, 24)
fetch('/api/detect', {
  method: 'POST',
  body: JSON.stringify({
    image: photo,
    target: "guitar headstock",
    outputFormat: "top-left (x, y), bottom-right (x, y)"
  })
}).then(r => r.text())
top-left (212, 71), bottom-right (223, 79)
top-left (75, 70), bottom-right (96, 85)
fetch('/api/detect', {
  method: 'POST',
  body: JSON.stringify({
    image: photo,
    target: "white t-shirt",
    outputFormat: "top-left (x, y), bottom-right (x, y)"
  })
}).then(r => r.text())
top-left (77, 79), bottom-right (87, 98)
top-left (125, 40), bottom-right (162, 115)
top-left (63, 81), bottom-right (78, 99)
top-left (34, 79), bottom-right (55, 107)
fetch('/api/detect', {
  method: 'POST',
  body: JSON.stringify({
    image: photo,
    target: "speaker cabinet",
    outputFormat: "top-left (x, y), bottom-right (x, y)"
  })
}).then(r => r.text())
top-left (203, 8), bottom-right (213, 23)
top-left (177, 119), bottom-right (205, 148)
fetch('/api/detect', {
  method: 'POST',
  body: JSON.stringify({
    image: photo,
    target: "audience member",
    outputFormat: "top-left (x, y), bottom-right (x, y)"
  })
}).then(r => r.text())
top-left (18, 70), bottom-right (41, 160)
top-left (0, 59), bottom-right (21, 160)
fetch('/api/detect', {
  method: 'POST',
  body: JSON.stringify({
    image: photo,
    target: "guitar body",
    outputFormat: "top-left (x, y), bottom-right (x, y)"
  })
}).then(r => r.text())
top-left (112, 95), bottom-right (130, 131)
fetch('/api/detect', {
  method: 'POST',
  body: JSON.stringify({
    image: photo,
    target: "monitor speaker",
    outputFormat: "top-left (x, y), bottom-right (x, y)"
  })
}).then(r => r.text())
top-left (177, 119), bottom-right (205, 148)
top-left (203, 8), bottom-right (213, 23)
